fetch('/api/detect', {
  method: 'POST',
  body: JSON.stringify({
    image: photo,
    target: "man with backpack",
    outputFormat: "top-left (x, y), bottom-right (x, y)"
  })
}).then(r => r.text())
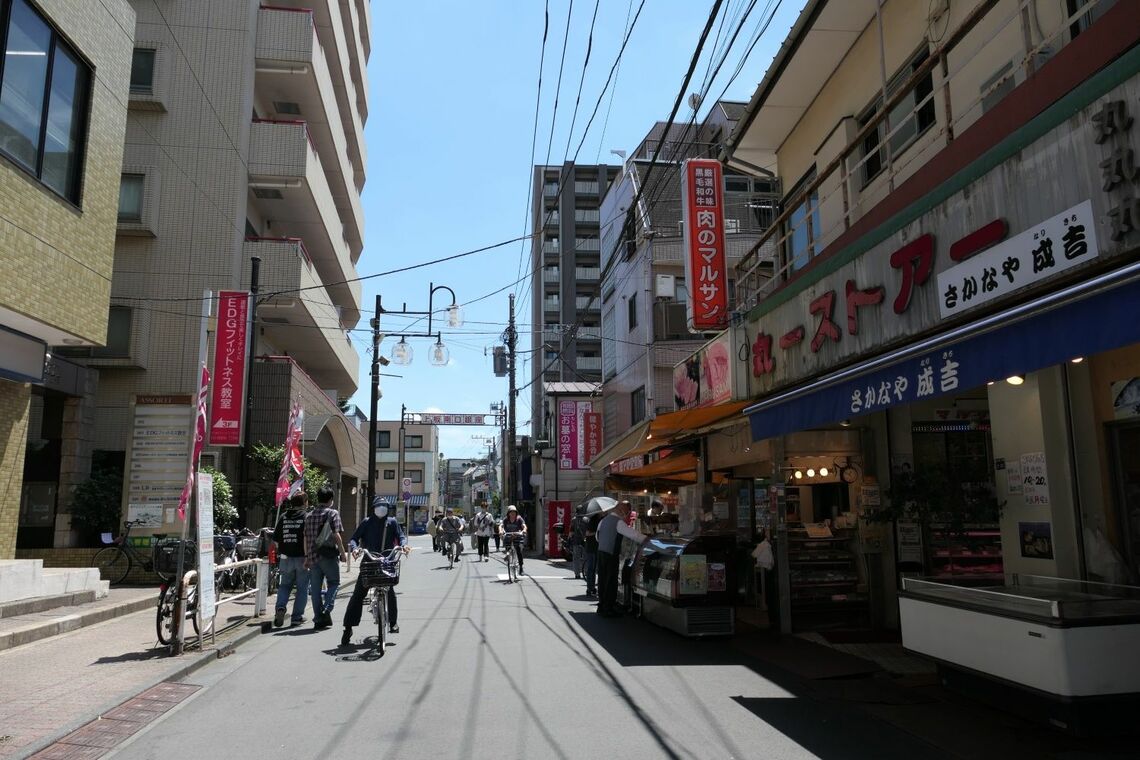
top-left (303, 485), bottom-right (347, 629)
top-left (272, 491), bottom-right (311, 627)
top-left (473, 504), bottom-right (495, 562)
top-left (439, 508), bottom-right (465, 563)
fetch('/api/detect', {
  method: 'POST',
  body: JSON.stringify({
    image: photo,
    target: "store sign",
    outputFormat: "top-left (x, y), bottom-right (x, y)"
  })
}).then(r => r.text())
top-left (681, 158), bottom-right (729, 331)
top-left (208, 291), bottom-right (248, 446)
top-left (743, 74), bottom-right (1140, 403)
top-left (936, 201), bottom-right (1098, 318)
top-left (610, 455), bottom-right (644, 474)
top-left (124, 394), bottom-right (193, 529)
top-left (414, 413), bottom-right (495, 425)
top-left (674, 332), bottom-right (733, 410)
top-left (557, 400), bottom-right (598, 470)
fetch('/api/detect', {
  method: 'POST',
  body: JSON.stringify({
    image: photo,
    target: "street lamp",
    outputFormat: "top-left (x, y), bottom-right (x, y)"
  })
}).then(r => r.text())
top-left (430, 337), bottom-right (450, 366)
top-left (391, 337), bottom-right (413, 365)
top-left (377, 282), bottom-right (460, 367)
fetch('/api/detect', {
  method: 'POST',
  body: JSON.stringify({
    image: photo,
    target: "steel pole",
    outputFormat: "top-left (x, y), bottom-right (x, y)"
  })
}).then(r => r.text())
top-left (367, 294), bottom-right (381, 508)
top-left (239, 256), bottom-right (260, 523)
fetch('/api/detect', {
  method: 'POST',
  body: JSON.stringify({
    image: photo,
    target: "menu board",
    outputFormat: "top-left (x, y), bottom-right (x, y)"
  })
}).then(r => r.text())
top-left (124, 395), bottom-right (193, 535)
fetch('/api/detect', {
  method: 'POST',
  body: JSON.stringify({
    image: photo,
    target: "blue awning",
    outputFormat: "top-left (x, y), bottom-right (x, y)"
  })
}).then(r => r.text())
top-left (377, 494), bottom-right (429, 507)
top-left (747, 263), bottom-right (1140, 442)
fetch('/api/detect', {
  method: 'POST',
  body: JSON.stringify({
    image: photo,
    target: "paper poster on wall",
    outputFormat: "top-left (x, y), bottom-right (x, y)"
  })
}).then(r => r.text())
top-left (897, 522), bottom-right (923, 565)
top-left (1111, 378), bottom-right (1140, 420)
top-left (707, 562), bottom-right (726, 592)
top-left (1020, 452), bottom-right (1049, 506)
top-left (127, 504), bottom-right (163, 528)
top-left (1018, 521), bottom-right (1054, 559)
top-left (679, 554), bottom-right (708, 595)
top-left (712, 500), bottom-right (729, 520)
top-left (1005, 459), bottom-right (1023, 495)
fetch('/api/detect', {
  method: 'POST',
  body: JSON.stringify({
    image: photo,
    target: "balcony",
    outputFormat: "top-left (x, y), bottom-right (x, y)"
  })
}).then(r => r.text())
top-left (544, 211), bottom-right (560, 226)
top-left (577, 326), bottom-right (601, 341)
top-left (543, 268), bottom-right (560, 284)
top-left (574, 181), bottom-right (599, 195)
top-left (575, 266), bottom-right (600, 281)
top-left (248, 119), bottom-right (361, 325)
top-left (543, 297), bottom-right (560, 312)
top-left (576, 357), bottom-right (602, 371)
top-left (242, 237), bottom-right (359, 392)
top-left (543, 328), bottom-right (562, 343)
top-left (255, 6), bottom-right (364, 258)
top-left (575, 238), bottom-right (600, 251)
top-left (575, 296), bottom-right (599, 310)
top-left (543, 184), bottom-right (560, 198)
top-left (574, 208), bottom-right (600, 223)
top-left (542, 241), bottom-right (560, 254)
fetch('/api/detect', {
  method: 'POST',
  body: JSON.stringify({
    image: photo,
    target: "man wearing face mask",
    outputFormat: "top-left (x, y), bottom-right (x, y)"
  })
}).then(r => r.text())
top-left (340, 497), bottom-right (409, 647)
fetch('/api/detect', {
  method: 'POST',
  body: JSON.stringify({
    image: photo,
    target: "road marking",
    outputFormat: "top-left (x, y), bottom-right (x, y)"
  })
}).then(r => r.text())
top-left (495, 574), bottom-right (565, 580)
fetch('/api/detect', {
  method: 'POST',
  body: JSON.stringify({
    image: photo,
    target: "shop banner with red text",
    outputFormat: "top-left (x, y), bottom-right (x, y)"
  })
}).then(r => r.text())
top-left (208, 290), bottom-right (249, 445)
top-left (681, 159), bottom-right (729, 331)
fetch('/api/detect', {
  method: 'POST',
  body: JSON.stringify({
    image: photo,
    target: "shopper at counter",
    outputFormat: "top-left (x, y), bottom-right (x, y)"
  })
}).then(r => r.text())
top-left (597, 500), bottom-right (648, 617)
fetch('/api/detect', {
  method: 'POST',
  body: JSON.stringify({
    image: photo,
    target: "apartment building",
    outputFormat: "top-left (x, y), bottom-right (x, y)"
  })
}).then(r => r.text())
top-left (48, 1), bottom-right (371, 542)
top-left (374, 420), bottom-right (438, 522)
top-left (597, 103), bottom-right (777, 445)
top-left (1, 0), bottom-right (134, 557)
top-left (528, 162), bottom-right (622, 441)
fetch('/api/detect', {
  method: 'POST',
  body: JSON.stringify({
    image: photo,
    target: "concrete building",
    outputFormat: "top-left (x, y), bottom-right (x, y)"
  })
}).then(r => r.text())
top-left (43, 0), bottom-right (371, 543)
top-left (374, 420), bottom-right (438, 524)
top-left (528, 162), bottom-right (622, 442)
top-left (0, 0), bottom-right (135, 558)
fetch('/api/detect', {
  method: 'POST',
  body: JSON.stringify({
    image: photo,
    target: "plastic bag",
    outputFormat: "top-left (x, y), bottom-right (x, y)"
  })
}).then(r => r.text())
top-left (752, 539), bottom-right (774, 571)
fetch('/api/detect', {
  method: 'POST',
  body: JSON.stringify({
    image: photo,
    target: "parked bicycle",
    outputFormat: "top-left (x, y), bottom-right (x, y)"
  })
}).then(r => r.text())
top-left (358, 546), bottom-right (405, 655)
top-left (94, 520), bottom-right (186, 585)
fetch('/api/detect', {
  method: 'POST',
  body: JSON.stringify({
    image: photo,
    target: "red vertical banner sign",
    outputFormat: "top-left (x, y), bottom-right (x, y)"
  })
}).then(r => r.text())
top-left (208, 290), bottom-right (249, 446)
top-left (178, 365), bottom-right (210, 520)
top-left (558, 400), bottom-right (577, 470)
top-left (547, 500), bottom-right (572, 557)
top-left (681, 159), bottom-right (729, 331)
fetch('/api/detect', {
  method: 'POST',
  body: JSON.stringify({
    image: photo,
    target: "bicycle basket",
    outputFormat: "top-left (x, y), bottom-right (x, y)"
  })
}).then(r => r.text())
top-left (359, 557), bottom-right (400, 588)
top-left (236, 536), bottom-right (261, 560)
top-left (154, 538), bottom-right (196, 576)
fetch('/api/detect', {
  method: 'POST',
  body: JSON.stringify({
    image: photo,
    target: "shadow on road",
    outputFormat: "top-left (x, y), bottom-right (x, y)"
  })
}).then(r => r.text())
top-left (91, 648), bottom-right (169, 665)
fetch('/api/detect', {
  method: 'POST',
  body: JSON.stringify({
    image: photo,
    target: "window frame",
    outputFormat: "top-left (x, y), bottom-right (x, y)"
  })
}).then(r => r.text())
top-left (0, 0), bottom-right (93, 207)
top-left (383, 469), bottom-right (395, 480)
top-left (117, 173), bottom-right (144, 222)
top-left (783, 168), bottom-right (821, 273)
top-left (631, 386), bottom-right (646, 426)
top-left (129, 47), bottom-right (155, 93)
top-left (377, 430), bottom-right (391, 448)
top-left (404, 434), bottom-right (424, 449)
top-left (857, 44), bottom-right (936, 188)
top-left (404, 470), bottom-right (423, 484)
top-left (627, 292), bottom-right (638, 331)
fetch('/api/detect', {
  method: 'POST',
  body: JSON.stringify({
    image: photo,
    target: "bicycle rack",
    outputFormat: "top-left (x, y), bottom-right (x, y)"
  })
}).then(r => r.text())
top-left (172, 559), bottom-right (269, 655)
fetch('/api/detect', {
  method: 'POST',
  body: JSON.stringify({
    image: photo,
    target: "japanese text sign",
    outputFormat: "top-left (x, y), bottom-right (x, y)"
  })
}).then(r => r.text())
top-left (674, 332), bottom-right (733, 410)
top-left (416, 413), bottom-right (492, 425)
top-left (558, 400), bottom-right (597, 470)
top-left (208, 291), bottom-right (249, 446)
top-left (681, 159), bottom-right (729, 331)
top-left (936, 201), bottom-right (1099, 318)
top-left (584, 412), bottom-right (603, 466)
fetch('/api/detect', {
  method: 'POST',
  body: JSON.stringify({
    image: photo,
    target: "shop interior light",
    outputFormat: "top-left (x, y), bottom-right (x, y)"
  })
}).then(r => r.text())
top-left (839, 419), bottom-right (851, 427)
top-left (1006, 374), bottom-right (1025, 386)
top-left (646, 433), bottom-right (653, 440)
top-left (986, 381), bottom-right (994, 386)
top-left (391, 338), bottom-right (413, 365)
top-left (806, 468), bottom-right (816, 478)
top-left (794, 470), bottom-right (803, 479)
top-left (820, 467), bottom-right (829, 477)
top-left (1071, 356), bottom-right (1084, 364)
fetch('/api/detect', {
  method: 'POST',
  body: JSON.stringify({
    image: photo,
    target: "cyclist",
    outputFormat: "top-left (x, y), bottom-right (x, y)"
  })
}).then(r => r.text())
top-left (439, 508), bottom-right (465, 564)
top-left (341, 498), bottom-right (409, 647)
top-left (499, 505), bottom-right (527, 574)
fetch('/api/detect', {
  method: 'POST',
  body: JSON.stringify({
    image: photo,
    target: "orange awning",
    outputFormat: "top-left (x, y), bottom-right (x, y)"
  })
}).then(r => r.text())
top-left (590, 400), bottom-right (751, 472)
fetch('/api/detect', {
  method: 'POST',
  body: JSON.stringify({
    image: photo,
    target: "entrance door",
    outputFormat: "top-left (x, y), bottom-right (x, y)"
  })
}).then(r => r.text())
top-left (1107, 421), bottom-right (1140, 582)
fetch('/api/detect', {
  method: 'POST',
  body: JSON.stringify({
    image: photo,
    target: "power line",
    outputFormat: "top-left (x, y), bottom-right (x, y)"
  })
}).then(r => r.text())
top-left (513, 0), bottom-right (552, 302)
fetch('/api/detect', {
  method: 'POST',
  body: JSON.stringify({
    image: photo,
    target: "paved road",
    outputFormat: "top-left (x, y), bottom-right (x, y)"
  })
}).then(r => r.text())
top-left (100, 535), bottom-right (953, 760)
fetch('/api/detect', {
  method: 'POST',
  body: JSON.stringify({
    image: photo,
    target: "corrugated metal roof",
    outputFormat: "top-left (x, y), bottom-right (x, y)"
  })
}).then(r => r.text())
top-left (543, 381), bottom-right (600, 395)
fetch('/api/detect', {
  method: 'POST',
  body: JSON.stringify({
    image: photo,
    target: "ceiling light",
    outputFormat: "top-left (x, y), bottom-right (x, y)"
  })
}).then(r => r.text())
top-left (819, 467), bottom-right (828, 477)
top-left (1071, 357), bottom-right (1084, 364)
top-left (986, 381), bottom-right (994, 386)
top-left (806, 468), bottom-right (816, 478)
top-left (839, 419), bottom-right (851, 427)
top-left (646, 433), bottom-right (652, 440)
top-left (61, 338), bottom-right (83, 345)
top-left (1006, 374), bottom-right (1024, 386)
top-left (794, 470), bottom-right (803, 480)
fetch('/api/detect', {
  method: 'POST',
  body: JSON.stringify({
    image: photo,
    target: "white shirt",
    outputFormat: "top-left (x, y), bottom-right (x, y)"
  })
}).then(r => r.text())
top-left (597, 513), bottom-right (647, 553)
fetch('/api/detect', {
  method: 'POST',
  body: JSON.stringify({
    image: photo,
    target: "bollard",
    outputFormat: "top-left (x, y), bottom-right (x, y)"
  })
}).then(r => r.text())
top-left (254, 559), bottom-right (268, 617)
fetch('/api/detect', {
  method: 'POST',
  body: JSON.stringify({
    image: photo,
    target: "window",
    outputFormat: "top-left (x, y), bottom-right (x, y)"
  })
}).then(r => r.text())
top-left (627, 292), bottom-right (638, 331)
top-left (129, 48), bottom-right (155, 93)
top-left (785, 170), bottom-right (821, 271)
top-left (377, 430), bottom-right (391, 448)
top-left (404, 470), bottom-right (423, 484)
top-left (383, 469), bottom-right (395, 480)
top-left (118, 174), bottom-right (143, 222)
top-left (631, 386), bottom-right (646, 425)
top-left (858, 46), bottom-right (936, 187)
top-left (93, 306), bottom-right (131, 358)
top-left (602, 305), bottom-right (616, 380)
top-left (405, 434), bottom-right (423, 449)
top-left (0, 0), bottom-right (91, 204)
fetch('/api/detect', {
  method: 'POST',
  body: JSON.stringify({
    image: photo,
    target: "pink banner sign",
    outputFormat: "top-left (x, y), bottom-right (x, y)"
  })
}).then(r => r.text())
top-left (208, 290), bottom-right (249, 446)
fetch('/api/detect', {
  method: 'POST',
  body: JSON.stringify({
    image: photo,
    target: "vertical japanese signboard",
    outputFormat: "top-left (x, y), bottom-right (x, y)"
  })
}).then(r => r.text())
top-left (558, 401), bottom-right (599, 470)
top-left (208, 290), bottom-right (249, 446)
top-left (125, 395), bottom-right (193, 532)
top-left (196, 471), bottom-right (216, 622)
top-left (681, 158), bottom-right (729, 331)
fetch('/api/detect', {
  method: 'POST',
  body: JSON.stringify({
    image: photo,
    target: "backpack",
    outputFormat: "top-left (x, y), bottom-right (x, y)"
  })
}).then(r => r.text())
top-left (313, 511), bottom-right (339, 558)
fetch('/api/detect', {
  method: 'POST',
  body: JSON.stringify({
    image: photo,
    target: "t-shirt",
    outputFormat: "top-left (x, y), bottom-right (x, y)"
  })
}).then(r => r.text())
top-left (474, 511), bottom-right (495, 536)
top-left (440, 515), bottom-right (464, 537)
top-left (304, 505), bottom-right (343, 563)
top-left (502, 515), bottom-right (526, 539)
top-left (274, 508), bottom-right (308, 557)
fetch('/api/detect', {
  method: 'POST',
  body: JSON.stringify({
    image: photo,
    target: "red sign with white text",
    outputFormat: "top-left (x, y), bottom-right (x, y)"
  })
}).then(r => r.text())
top-left (584, 412), bottom-right (602, 466)
top-left (547, 500), bottom-right (572, 557)
top-left (208, 291), bottom-right (249, 446)
top-left (682, 159), bottom-right (729, 331)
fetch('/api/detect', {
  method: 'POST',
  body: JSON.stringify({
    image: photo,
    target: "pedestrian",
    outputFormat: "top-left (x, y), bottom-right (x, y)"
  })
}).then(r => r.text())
top-left (584, 510), bottom-right (601, 597)
top-left (303, 484), bottom-right (347, 629)
top-left (596, 500), bottom-right (647, 617)
top-left (272, 490), bottom-right (311, 627)
top-left (341, 498), bottom-right (410, 647)
top-left (569, 505), bottom-right (588, 579)
top-left (492, 512), bottom-right (502, 552)
top-left (439, 507), bottom-right (465, 563)
top-left (473, 503), bottom-right (495, 562)
top-left (429, 509), bottom-right (444, 553)
top-left (500, 505), bottom-right (527, 573)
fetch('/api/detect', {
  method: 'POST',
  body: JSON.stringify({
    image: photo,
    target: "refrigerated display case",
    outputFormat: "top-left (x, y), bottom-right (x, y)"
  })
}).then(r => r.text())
top-left (900, 575), bottom-right (1140, 735)
top-left (631, 535), bottom-right (735, 637)
top-left (926, 522), bottom-right (1004, 584)
top-left (786, 526), bottom-right (867, 630)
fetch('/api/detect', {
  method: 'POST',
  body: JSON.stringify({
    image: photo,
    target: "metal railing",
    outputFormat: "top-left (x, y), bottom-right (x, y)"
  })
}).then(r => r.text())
top-left (574, 181), bottom-right (599, 194)
top-left (733, 0), bottom-right (1105, 312)
top-left (575, 208), bottom-right (600, 223)
top-left (575, 237), bottom-right (600, 251)
top-left (576, 357), bottom-right (602, 370)
top-left (543, 268), bottom-right (560, 283)
top-left (576, 266), bottom-right (600, 280)
top-left (542, 241), bottom-right (560, 253)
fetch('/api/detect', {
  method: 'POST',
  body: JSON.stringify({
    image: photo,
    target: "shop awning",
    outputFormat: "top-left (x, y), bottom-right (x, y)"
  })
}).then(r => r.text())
top-left (746, 262), bottom-right (1140, 442)
top-left (377, 494), bottom-right (429, 507)
top-left (589, 401), bottom-right (752, 472)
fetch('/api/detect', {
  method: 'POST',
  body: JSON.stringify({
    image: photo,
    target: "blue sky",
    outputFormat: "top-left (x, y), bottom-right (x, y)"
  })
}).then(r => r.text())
top-left (353, 1), bottom-right (805, 461)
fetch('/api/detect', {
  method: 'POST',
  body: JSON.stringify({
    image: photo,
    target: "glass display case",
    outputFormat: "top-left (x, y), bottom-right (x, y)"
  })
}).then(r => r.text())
top-left (631, 535), bottom-right (735, 637)
top-left (900, 575), bottom-right (1140, 735)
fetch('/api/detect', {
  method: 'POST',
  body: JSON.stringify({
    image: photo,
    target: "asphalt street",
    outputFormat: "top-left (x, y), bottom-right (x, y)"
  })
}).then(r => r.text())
top-left (103, 535), bottom-right (945, 760)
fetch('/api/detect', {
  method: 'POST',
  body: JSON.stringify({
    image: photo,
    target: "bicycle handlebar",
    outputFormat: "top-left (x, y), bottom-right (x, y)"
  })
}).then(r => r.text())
top-left (356, 547), bottom-right (407, 562)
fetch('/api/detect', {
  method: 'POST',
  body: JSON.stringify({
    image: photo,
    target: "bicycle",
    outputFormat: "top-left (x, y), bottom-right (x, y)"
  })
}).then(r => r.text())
top-left (155, 574), bottom-right (210, 645)
top-left (94, 520), bottom-right (183, 585)
top-left (501, 532), bottom-right (524, 583)
top-left (441, 533), bottom-right (461, 570)
top-left (358, 547), bottom-right (406, 655)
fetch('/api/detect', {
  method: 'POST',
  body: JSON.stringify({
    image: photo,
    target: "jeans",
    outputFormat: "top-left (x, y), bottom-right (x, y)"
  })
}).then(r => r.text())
top-left (572, 544), bottom-right (585, 578)
top-left (584, 548), bottom-right (597, 595)
top-left (477, 535), bottom-right (490, 558)
top-left (597, 550), bottom-right (618, 614)
top-left (308, 554), bottom-right (341, 616)
top-left (274, 556), bottom-right (309, 623)
top-left (343, 575), bottom-right (397, 628)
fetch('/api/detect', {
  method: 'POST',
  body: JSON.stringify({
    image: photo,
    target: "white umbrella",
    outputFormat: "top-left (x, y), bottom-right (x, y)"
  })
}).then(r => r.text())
top-left (582, 496), bottom-right (618, 516)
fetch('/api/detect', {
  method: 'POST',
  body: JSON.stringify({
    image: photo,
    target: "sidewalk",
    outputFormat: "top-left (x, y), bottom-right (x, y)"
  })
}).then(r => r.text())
top-left (0, 587), bottom-right (155, 652)
top-left (0, 564), bottom-right (358, 759)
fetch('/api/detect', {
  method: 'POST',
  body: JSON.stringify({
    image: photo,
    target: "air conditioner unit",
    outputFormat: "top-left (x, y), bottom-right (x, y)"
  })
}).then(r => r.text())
top-left (655, 274), bottom-right (676, 299)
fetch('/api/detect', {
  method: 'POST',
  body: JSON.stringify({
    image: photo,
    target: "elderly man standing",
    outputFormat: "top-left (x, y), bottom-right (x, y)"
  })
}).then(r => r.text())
top-left (596, 500), bottom-right (647, 617)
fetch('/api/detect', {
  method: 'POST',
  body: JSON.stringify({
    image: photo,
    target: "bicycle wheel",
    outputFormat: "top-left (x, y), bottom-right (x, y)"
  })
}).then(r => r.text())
top-left (507, 547), bottom-right (518, 583)
top-left (377, 588), bottom-right (387, 655)
top-left (156, 586), bottom-right (175, 645)
top-left (448, 542), bottom-right (454, 570)
top-left (93, 547), bottom-right (131, 585)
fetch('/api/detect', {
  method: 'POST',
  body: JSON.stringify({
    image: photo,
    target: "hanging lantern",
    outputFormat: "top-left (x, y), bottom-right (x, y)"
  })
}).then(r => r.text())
top-left (430, 337), bottom-right (449, 366)
top-left (391, 338), bottom-right (413, 365)
top-left (447, 303), bottom-right (463, 328)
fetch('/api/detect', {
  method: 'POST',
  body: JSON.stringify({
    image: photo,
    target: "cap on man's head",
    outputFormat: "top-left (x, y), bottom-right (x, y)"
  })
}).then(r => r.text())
top-left (371, 496), bottom-right (393, 510)
top-left (506, 504), bottom-right (518, 513)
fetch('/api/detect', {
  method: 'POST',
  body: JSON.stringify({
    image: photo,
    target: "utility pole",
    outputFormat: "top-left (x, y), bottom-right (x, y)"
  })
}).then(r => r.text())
top-left (239, 256), bottom-right (260, 522)
top-left (506, 294), bottom-right (518, 507)
top-left (367, 293), bottom-right (381, 508)
top-left (397, 403), bottom-right (407, 526)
